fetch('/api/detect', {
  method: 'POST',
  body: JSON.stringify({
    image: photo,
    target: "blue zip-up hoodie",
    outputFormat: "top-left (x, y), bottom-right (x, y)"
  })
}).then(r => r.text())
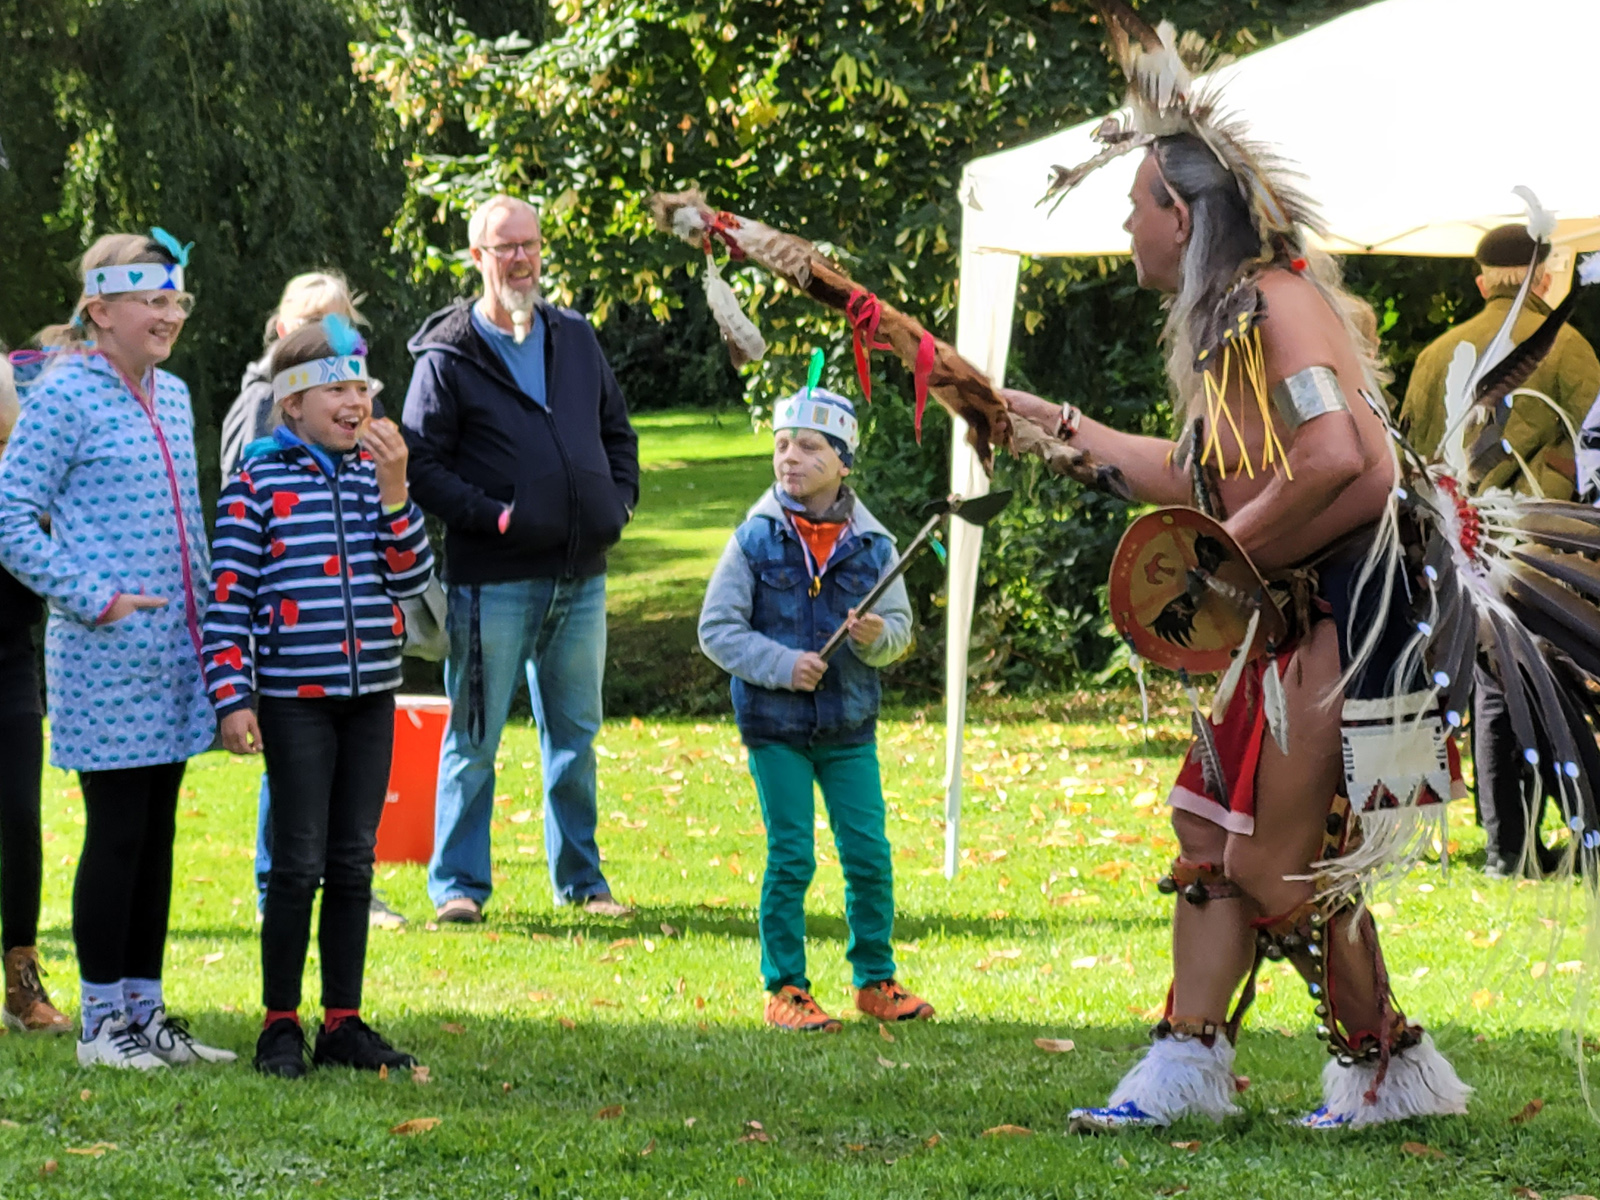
top-left (202, 426), bottom-right (435, 715)
top-left (698, 486), bottom-right (912, 746)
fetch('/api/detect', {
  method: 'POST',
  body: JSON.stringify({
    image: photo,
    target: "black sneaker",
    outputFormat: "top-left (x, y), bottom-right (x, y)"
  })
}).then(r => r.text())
top-left (254, 1017), bottom-right (309, 1079)
top-left (313, 1016), bottom-right (417, 1072)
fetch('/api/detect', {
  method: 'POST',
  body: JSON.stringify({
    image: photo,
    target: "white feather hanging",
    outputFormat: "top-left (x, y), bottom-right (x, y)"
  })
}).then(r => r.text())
top-left (1439, 340), bottom-right (1477, 474)
top-left (1210, 606), bottom-right (1260, 726)
top-left (1262, 655), bottom-right (1290, 755)
top-left (701, 252), bottom-right (766, 368)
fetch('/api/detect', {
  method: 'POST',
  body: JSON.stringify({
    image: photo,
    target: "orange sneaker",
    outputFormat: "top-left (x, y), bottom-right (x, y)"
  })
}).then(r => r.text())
top-left (856, 979), bottom-right (934, 1022)
top-left (764, 985), bottom-right (842, 1033)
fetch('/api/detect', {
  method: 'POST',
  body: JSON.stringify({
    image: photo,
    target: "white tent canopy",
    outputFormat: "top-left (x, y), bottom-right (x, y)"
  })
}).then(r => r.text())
top-left (941, 0), bottom-right (1600, 875)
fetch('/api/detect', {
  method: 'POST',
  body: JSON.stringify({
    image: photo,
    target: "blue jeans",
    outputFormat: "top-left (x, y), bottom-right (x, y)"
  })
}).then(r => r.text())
top-left (428, 575), bottom-right (610, 907)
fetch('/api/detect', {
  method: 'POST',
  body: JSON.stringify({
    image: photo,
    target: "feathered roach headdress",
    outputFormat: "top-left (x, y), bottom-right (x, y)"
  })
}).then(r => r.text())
top-left (1043, 2), bottom-right (1335, 481)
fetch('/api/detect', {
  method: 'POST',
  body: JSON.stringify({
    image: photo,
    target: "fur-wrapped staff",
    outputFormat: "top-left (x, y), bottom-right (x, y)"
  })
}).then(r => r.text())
top-left (647, 190), bottom-right (1129, 498)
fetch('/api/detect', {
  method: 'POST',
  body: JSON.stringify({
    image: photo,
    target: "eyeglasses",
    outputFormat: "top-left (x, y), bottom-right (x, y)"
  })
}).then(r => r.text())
top-left (114, 292), bottom-right (195, 317)
top-left (479, 240), bottom-right (540, 261)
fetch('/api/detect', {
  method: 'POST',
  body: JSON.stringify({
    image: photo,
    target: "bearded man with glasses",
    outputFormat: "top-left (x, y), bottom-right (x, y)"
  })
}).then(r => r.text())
top-left (401, 194), bottom-right (640, 924)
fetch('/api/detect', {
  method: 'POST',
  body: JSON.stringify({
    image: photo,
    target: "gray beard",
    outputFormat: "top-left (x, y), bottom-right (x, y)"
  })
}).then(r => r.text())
top-left (497, 281), bottom-right (538, 340)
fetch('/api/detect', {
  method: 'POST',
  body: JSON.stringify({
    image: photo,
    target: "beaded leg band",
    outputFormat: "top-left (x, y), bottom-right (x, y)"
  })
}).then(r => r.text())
top-left (1156, 859), bottom-right (1244, 906)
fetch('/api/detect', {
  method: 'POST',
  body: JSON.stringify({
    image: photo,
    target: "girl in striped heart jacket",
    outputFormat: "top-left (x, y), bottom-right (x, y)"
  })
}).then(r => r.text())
top-left (201, 316), bottom-right (433, 1079)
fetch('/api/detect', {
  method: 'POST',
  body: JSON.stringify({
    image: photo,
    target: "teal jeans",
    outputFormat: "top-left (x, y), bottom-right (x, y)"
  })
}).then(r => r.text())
top-left (747, 741), bottom-right (896, 992)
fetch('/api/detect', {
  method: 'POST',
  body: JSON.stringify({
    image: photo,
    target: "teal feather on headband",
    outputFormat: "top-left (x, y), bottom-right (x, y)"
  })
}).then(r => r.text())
top-left (321, 313), bottom-right (363, 357)
top-left (149, 227), bottom-right (192, 268)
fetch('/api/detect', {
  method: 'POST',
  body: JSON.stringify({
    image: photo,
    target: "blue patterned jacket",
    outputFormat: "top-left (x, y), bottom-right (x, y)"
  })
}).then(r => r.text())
top-left (202, 427), bottom-right (434, 714)
top-left (0, 352), bottom-right (214, 770)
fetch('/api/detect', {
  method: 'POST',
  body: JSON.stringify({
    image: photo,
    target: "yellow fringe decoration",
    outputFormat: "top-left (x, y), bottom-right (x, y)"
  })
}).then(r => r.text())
top-left (1195, 325), bottom-right (1294, 482)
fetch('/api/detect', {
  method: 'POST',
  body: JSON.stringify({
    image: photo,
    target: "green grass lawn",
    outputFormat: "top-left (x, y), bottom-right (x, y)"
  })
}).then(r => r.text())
top-left (3, 411), bottom-right (1600, 1197)
top-left (605, 408), bottom-right (773, 715)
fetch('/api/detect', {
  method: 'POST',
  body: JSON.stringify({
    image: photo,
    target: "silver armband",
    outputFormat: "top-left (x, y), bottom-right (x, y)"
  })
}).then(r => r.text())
top-left (1270, 366), bottom-right (1349, 431)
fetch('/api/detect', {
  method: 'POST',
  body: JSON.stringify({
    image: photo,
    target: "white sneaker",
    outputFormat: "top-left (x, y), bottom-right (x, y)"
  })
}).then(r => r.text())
top-left (136, 1006), bottom-right (238, 1065)
top-left (77, 1017), bottom-right (167, 1070)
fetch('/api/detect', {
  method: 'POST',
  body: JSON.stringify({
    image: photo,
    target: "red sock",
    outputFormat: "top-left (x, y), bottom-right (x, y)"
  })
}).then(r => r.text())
top-left (324, 1007), bottom-right (359, 1032)
top-left (264, 1010), bottom-right (299, 1029)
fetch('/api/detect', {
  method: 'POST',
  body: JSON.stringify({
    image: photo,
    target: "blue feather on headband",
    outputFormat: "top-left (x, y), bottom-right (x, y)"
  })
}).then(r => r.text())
top-left (321, 313), bottom-right (364, 357)
top-left (148, 227), bottom-right (192, 268)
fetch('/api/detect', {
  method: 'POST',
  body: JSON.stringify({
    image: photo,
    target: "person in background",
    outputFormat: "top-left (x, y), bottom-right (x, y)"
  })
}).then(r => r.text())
top-left (0, 231), bottom-right (232, 1069)
top-left (698, 387), bottom-right (931, 1033)
top-left (1400, 225), bottom-right (1600, 877)
top-left (0, 354), bottom-right (69, 1035)
top-left (220, 271), bottom-right (405, 929)
top-left (204, 315), bottom-right (434, 1078)
top-left (402, 194), bottom-right (639, 924)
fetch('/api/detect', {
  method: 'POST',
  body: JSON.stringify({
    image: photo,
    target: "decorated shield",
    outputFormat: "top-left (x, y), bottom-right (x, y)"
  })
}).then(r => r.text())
top-left (1107, 507), bottom-right (1287, 674)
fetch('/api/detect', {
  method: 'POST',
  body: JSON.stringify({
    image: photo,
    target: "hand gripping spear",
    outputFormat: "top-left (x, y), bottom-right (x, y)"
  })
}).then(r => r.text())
top-left (819, 490), bottom-right (1014, 661)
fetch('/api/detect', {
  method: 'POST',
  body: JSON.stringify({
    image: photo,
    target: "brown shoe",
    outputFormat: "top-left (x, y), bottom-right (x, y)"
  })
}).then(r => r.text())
top-left (4, 947), bottom-right (72, 1035)
top-left (855, 979), bottom-right (934, 1022)
top-left (764, 985), bottom-right (842, 1033)
top-left (582, 893), bottom-right (633, 918)
top-left (435, 897), bottom-right (484, 924)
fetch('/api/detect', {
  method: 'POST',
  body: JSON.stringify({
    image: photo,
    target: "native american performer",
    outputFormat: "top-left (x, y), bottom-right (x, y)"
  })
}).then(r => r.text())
top-left (648, 2), bottom-right (1600, 1131)
top-left (998, 4), bottom-right (1600, 1130)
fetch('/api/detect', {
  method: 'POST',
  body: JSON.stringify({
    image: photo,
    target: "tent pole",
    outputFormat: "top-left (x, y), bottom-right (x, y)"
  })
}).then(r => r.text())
top-left (944, 239), bottom-right (1020, 879)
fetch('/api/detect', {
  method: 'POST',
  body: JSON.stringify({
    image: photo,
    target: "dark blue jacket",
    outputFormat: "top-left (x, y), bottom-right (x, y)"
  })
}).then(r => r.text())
top-left (202, 428), bottom-right (435, 714)
top-left (698, 488), bottom-right (912, 746)
top-left (401, 300), bottom-right (639, 585)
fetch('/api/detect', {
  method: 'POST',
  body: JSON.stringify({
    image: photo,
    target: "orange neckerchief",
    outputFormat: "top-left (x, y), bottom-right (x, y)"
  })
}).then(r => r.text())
top-left (789, 514), bottom-right (847, 597)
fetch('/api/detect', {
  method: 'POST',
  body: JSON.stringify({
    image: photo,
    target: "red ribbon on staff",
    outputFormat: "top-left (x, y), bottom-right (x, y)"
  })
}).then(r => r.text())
top-left (913, 332), bottom-right (936, 443)
top-left (845, 289), bottom-right (894, 403)
top-left (701, 211), bottom-right (746, 259)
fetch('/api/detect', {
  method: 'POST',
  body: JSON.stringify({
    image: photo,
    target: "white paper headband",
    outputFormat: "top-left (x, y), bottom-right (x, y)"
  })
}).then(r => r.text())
top-left (272, 354), bottom-right (370, 402)
top-left (772, 389), bottom-right (859, 452)
top-left (83, 262), bottom-right (185, 297)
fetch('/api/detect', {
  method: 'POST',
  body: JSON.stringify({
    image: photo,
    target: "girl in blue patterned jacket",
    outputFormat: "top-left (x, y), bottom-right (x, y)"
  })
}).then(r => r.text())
top-left (0, 231), bottom-right (232, 1070)
top-left (201, 315), bottom-right (434, 1079)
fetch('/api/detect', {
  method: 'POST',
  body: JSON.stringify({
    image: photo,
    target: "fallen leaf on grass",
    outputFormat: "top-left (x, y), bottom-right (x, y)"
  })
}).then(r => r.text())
top-left (527, 991), bottom-right (554, 1002)
top-left (1090, 859), bottom-right (1135, 880)
top-left (390, 1118), bottom-right (441, 1136)
top-left (737, 1130), bottom-right (772, 1144)
top-left (1512, 1189), bottom-right (1542, 1200)
top-left (638, 1139), bottom-right (656, 1157)
top-left (591, 998), bottom-right (621, 1008)
top-left (412, 1065), bottom-right (432, 1085)
top-left (378, 1064), bottom-right (389, 1081)
top-left (1170, 1140), bottom-right (1200, 1152)
top-left (879, 1024), bottom-right (895, 1043)
top-left (0, 1118), bottom-right (18, 1128)
top-left (745, 1120), bottom-right (763, 1130)
top-left (1531, 961), bottom-right (1549, 980)
top-left (660, 923), bottom-right (680, 937)
top-left (1156, 1188), bottom-right (1190, 1196)
top-left (1510, 1098), bottom-right (1544, 1125)
top-left (1471, 989), bottom-right (1498, 1011)
top-left (200, 951), bottom-right (224, 966)
top-left (439, 1022), bottom-right (465, 1035)
top-left (501, 1082), bottom-right (513, 1093)
top-left (982, 1125), bottom-right (1032, 1137)
top-left (684, 1117), bottom-right (698, 1128)
top-left (846, 1142), bottom-right (866, 1152)
top-left (924, 1134), bottom-right (941, 1148)
top-left (65, 1143), bottom-right (116, 1156)
top-left (595, 1104), bottom-right (624, 1121)
top-left (1034, 1038), bottom-right (1076, 1053)
top-left (876, 1055), bottom-right (898, 1068)
top-left (558, 1017), bottom-right (577, 1030)
top-left (1401, 1141), bottom-right (1445, 1160)
top-left (40, 1160), bottom-right (56, 1176)
top-left (1558, 961), bottom-right (1584, 974)
top-left (1070, 956), bottom-right (1098, 970)
top-left (735, 1177), bottom-right (749, 1187)
top-left (79, 1089), bottom-right (91, 1101)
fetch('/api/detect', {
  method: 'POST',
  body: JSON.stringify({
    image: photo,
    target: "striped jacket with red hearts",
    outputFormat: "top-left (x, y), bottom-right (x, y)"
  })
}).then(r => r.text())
top-left (201, 426), bottom-right (435, 716)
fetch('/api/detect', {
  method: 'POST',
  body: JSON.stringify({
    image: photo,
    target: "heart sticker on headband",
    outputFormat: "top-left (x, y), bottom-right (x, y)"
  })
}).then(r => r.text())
top-left (95, 271), bottom-right (107, 285)
top-left (348, 359), bottom-right (361, 372)
top-left (128, 270), bottom-right (143, 284)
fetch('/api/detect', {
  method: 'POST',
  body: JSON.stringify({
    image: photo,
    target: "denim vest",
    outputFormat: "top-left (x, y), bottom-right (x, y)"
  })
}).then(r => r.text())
top-left (730, 511), bottom-right (895, 746)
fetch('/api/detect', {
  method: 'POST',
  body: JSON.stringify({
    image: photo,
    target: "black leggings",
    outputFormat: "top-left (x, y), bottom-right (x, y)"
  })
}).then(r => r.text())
top-left (259, 691), bottom-right (394, 1011)
top-left (0, 709), bottom-right (44, 953)
top-left (74, 761), bottom-right (186, 984)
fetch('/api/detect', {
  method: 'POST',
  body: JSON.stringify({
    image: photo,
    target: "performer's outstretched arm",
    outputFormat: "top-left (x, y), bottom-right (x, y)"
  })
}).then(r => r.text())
top-left (1001, 388), bottom-right (1189, 505)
